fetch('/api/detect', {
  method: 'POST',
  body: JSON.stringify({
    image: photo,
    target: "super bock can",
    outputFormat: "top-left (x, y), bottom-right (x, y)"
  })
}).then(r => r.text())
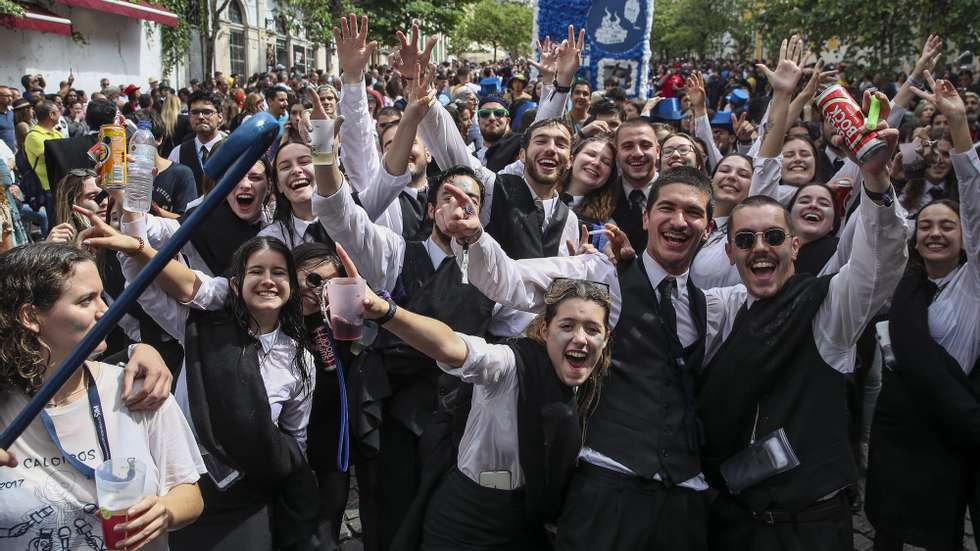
top-left (815, 85), bottom-right (887, 165)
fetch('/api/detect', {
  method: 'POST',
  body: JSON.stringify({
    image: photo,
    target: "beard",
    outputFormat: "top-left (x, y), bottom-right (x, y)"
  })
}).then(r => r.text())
top-left (481, 125), bottom-right (508, 142)
top-left (409, 158), bottom-right (428, 180)
top-left (526, 157), bottom-right (569, 188)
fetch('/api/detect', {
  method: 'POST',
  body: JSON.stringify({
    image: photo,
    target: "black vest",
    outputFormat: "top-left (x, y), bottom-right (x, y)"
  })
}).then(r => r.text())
top-left (511, 338), bottom-right (582, 524)
top-left (398, 190), bottom-right (429, 242)
top-left (376, 242), bottom-right (496, 435)
top-left (584, 258), bottom-right (706, 484)
top-left (177, 138), bottom-right (206, 196)
top-left (866, 271), bottom-right (980, 546)
top-left (610, 182), bottom-right (648, 253)
top-left (485, 174), bottom-right (569, 260)
top-left (699, 274), bottom-right (854, 513)
top-left (182, 309), bottom-right (319, 546)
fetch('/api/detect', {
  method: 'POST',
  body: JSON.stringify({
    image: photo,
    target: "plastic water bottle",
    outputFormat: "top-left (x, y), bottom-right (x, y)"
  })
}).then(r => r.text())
top-left (125, 121), bottom-right (156, 213)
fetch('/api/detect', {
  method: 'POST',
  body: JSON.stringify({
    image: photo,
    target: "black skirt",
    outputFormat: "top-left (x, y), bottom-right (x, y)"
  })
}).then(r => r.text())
top-left (421, 468), bottom-right (548, 551)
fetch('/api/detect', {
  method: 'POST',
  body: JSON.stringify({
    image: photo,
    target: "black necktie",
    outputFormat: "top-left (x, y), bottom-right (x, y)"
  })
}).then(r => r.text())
top-left (926, 279), bottom-right (940, 304)
top-left (306, 221), bottom-right (330, 244)
top-left (200, 145), bottom-right (210, 167)
top-left (629, 189), bottom-right (646, 213)
top-left (658, 277), bottom-right (678, 338)
top-left (416, 186), bottom-right (428, 207)
top-left (832, 157), bottom-right (845, 173)
top-left (534, 197), bottom-right (546, 230)
top-left (927, 185), bottom-right (945, 200)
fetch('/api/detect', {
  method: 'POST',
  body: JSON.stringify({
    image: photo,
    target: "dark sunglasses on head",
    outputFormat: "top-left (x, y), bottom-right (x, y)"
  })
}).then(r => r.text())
top-left (732, 228), bottom-right (788, 250)
top-left (477, 108), bottom-right (509, 119)
top-left (69, 168), bottom-right (97, 178)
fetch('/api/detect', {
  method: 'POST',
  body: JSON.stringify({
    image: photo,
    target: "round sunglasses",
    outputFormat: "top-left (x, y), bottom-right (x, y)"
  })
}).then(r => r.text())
top-left (732, 228), bottom-right (788, 250)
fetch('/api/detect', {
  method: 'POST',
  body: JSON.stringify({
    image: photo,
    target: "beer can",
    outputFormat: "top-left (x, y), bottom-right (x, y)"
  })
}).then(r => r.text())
top-left (97, 124), bottom-right (127, 189)
top-left (815, 85), bottom-right (887, 165)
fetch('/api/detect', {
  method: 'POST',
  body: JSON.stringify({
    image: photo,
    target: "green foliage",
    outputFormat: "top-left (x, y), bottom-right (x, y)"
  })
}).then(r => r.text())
top-left (155, 0), bottom-right (190, 78)
top-left (650, 0), bottom-right (980, 72)
top-left (459, 0), bottom-right (532, 60)
top-left (0, 0), bottom-right (24, 17)
top-left (345, 0), bottom-right (473, 46)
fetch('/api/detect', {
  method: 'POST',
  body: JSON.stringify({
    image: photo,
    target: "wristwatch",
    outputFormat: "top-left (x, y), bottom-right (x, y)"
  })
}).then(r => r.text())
top-left (375, 291), bottom-right (398, 326)
top-left (552, 79), bottom-right (571, 94)
top-left (863, 185), bottom-right (894, 207)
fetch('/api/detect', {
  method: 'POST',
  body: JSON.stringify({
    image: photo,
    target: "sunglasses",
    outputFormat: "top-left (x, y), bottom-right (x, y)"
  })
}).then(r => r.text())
top-left (550, 277), bottom-right (612, 298)
top-left (306, 272), bottom-right (325, 288)
top-left (732, 228), bottom-right (788, 250)
top-left (477, 108), bottom-right (509, 119)
top-left (69, 168), bottom-right (97, 178)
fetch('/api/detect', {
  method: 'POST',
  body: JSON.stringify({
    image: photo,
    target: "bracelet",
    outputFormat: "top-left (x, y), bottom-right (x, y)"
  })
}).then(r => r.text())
top-left (454, 228), bottom-right (483, 246)
top-left (376, 297), bottom-right (398, 326)
top-left (125, 236), bottom-right (145, 257)
top-left (552, 79), bottom-right (571, 94)
top-left (863, 184), bottom-right (894, 207)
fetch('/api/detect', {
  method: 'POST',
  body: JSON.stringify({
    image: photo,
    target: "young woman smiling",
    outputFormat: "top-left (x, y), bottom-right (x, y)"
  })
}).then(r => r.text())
top-left (865, 73), bottom-right (980, 551)
top-left (78, 208), bottom-right (318, 551)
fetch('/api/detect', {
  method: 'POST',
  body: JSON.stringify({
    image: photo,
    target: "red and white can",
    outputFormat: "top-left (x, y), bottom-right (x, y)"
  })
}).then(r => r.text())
top-left (816, 84), bottom-right (887, 165)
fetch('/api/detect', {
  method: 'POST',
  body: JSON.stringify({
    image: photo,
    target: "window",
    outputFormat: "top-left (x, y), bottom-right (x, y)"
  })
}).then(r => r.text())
top-left (293, 44), bottom-right (306, 73)
top-left (227, 0), bottom-right (244, 24)
top-left (276, 38), bottom-right (288, 69)
top-left (229, 29), bottom-right (246, 76)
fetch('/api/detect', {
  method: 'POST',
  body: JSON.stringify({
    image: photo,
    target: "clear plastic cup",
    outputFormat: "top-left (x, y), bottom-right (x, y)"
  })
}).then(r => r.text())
top-left (95, 458), bottom-right (147, 550)
top-left (326, 277), bottom-right (365, 341)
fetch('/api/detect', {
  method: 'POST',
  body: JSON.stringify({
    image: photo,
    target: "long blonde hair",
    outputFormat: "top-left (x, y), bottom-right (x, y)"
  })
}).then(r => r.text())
top-left (160, 94), bottom-right (181, 139)
top-left (53, 170), bottom-right (95, 233)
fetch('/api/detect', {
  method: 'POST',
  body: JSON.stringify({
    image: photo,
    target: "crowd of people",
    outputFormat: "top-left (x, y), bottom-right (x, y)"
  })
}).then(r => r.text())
top-left (0, 13), bottom-right (978, 551)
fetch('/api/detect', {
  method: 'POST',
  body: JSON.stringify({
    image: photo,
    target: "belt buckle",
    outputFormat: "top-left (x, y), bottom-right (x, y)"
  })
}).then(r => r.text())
top-left (753, 510), bottom-right (776, 525)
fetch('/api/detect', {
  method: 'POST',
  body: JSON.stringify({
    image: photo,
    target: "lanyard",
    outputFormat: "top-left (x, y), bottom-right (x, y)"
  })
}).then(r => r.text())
top-left (324, 326), bottom-right (350, 473)
top-left (39, 365), bottom-right (110, 479)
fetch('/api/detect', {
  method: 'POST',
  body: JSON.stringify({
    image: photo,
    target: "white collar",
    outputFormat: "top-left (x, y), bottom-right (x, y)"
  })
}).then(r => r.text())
top-left (424, 237), bottom-right (451, 270)
top-left (292, 214), bottom-right (315, 236)
top-left (256, 325), bottom-right (281, 353)
top-left (621, 177), bottom-right (655, 200)
top-left (195, 134), bottom-right (223, 151)
top-left (641, 250), bottom-right (689, 299)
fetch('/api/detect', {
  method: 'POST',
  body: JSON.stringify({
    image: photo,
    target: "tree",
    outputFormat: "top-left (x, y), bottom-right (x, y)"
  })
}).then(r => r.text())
top-left (650, 0), bottom-right (741, 59)
top-left (460, 0), bottom-right (533, 61)
top-left (348, 0), bottom-right (474, 46)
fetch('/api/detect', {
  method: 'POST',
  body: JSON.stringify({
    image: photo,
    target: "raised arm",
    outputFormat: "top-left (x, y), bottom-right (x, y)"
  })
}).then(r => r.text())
top-left (756, 35), bottom-right (806, 159)
top-left (334, 14), bottom-right (379, 194)
top-left (892, 35), bottom-right (943, 111)
top-left (912, 72), bottom-right (980, 290)
top-left (312, 183), bottom-right (405, 291)
top-left (687, 71), bottom-right (723, 171)
top-left (531, 26), bottom-right (584, 122)
top-left (815, 92), bottom-right (908, 370)
top-left (434, 184), bottom-right (618, 319)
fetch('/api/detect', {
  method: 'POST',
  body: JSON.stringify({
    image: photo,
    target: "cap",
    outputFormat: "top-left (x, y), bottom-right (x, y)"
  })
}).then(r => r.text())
top-left (652, 98), bottom-right (684, 121)
top-left (479, 96), bottom-right (508, 109)
top-left (710, 110), bottom-right (734, 129)
top-left (726, 88), bottom-right (749, 107)
top-left (12, 98), bottom-right (31, 111)
top-left (123, 84), bottom-right (140, 95)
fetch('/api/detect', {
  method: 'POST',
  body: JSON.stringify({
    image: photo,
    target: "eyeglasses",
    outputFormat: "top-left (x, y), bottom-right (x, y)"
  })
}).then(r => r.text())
top-left (378, 119), bottom-right (401, 133)
top-left (732, 228), bottom-right (788, 250)
top-left (662, 144), bottom-right (694, 157)
top-left (190, 108), bottom-right (217, 117)
top-left (306, 272), bottom-right (325, 288)
top-left (478, 108), bottom-right (509, 119)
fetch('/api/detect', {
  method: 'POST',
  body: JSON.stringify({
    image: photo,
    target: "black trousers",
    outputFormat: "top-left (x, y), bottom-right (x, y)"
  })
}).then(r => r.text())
top-left (421, 468), bottom-right (547, 551)
top-left (169, 476), bottom-right (273, 551)
top-left (708, 492), bottom-right (852, 551)
top-left (556, 463), bottom-right (709, 551)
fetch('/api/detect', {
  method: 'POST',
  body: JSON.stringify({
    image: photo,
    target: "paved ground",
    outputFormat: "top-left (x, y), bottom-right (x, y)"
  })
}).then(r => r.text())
top-left (335, 472), bottom-right (976, 551)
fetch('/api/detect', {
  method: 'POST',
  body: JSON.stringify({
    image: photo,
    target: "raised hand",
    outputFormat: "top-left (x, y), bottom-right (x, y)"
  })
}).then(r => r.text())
top-left (579, 120), bottom-right (612, 138)
top-left (797, 60), bottom-right (838, 103)
top-left (757, 35), bottom-right (805, 96)
top-left (527, 36), bottom-right (558, 83)
top-left (567, 224), bottom-right (596, 256)
top-left (394, 20), bottom-right (438, 75)
top-left (831, 89), bottom-right (896, 177)
top-left (433, 183), bottom-right (481, 241)
top-left (333, 14), bottom-right (378, 85)
top-left (333, 244), bottom-right (389, 318)
top-left (75, 205), bottom-right (141, 254)
top-left (910, 71), bottom-right (966, 120)
top-left (913, 34), bottom-right (943, 77)
top-left (685, 71), bottom-right (707, 115)
top-left (403, 63), bottom-right (437, 124)
top-left (732, 112), bottom-right (755, 143)
top-left (554, 25), bottom-right (586, 85)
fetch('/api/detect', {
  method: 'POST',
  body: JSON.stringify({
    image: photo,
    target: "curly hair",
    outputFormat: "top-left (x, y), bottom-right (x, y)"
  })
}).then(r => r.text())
top-left (524, 279), bottom-right (613, 436)
top-left (0, 243), bottom-right (95, 396)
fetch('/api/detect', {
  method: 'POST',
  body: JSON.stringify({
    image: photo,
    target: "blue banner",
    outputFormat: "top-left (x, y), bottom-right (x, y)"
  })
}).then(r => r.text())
top-left (533, 0), bottom-right (654, 98)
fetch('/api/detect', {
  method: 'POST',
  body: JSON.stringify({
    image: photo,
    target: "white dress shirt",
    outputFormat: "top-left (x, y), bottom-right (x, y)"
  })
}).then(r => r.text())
top-left (166, 133), bottom-right (223, 165)
top-left (312, 184), bottom-right (529, 338)
top-left (337, 80), bottom-right (410, 235)
top-left (116, 227), bottom-right (314, 450)
top-left (438, 333), bottom-right (524, 489)
top-left (418, 101), bottom-right (580, 255)
top-left (926, 149), bottom-right (980, 373)
top-left (451, 185), bottom-right (908, 483)
top-left (257, 214), bottom-right (321, 249)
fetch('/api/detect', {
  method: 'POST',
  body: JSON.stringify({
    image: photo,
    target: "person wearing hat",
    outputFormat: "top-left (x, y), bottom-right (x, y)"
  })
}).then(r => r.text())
top-left (649, 97), bottom-right (686, 131)
top-left (474, 96), bottom-right (523, 172)
top-left (506, 73), bottom-right (530, 105)
top-left (122, 84), bottom-right (141, 116)
top-left (709, 112), bottom-right (736, 156)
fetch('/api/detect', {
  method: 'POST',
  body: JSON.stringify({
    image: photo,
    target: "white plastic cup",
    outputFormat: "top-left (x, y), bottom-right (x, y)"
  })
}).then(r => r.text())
top-left (326, 277), bottom-right (365, 341)
top-left (95, 458), bottom-right (147, 550)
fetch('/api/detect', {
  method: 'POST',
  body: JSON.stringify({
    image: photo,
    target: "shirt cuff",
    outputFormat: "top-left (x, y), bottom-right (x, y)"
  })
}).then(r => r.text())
top-left (952, 147), bottom-right (980, 177)
top-left (120, 216), bottom-right (148, 238)
top-left (312, 183), bottom-right (354, 219)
